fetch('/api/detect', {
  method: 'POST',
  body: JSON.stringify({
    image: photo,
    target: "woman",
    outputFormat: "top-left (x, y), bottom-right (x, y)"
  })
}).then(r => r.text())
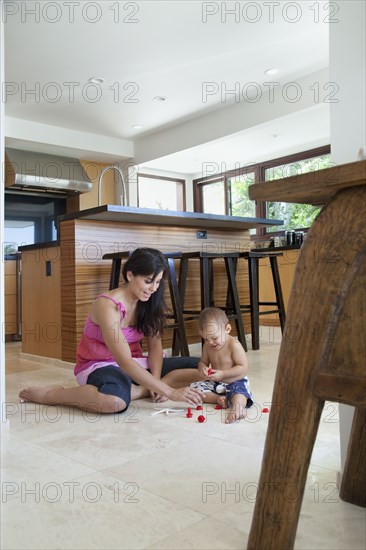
top-left (19, 248), bottom-right (203, 414)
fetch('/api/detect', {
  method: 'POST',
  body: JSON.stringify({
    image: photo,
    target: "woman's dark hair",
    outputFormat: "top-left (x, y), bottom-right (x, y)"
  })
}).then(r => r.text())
top-left (122, 248), bottom-right (169, 336)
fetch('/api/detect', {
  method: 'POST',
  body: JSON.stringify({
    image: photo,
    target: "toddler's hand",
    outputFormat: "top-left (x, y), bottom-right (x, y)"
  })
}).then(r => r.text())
top-left (207, 369), bottom-right (224, 382)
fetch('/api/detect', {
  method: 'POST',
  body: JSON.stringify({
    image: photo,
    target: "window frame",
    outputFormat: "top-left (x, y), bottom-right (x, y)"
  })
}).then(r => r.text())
top-left (137, 173), bottom-right (186, 211)
top-left (193, 145), bottom-right (331, 239)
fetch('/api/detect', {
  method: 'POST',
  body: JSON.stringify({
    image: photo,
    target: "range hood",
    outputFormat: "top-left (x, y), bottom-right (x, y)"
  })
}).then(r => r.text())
top-left (5, 148), bottom-right (93, 196)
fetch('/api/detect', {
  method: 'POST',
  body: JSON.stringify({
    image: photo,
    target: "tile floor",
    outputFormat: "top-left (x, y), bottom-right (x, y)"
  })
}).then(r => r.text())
top-left (2, 327), bottom-right (365, 549)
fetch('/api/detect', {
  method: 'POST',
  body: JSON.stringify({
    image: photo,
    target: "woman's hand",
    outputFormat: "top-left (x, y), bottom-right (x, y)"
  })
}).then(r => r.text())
top-left (150, 391), bottom-right (168, 403)
top-left (168, 386), bottom-right (203, 406)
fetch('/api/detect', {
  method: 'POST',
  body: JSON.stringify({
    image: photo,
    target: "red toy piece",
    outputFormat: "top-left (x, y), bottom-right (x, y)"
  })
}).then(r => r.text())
top-left (262, 407), bottom-right (270, 413)
top-left (207, 367), bottom-right (213, 375)
top-left (197, 415), bottom-right (205, 423)
top-left (215, 405), bottom-right (222, 410)
top-left (196, 405), bottom-right (203, 410)
top-left (186, 407), bottom-right (193, 418)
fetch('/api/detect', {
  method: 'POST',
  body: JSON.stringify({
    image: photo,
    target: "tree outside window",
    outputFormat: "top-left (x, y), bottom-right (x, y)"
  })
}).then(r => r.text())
top-left (265, 154), bottom-right (332, 232)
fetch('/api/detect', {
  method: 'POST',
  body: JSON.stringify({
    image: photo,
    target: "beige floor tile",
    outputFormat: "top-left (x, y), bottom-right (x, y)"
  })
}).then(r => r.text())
top-left (1, 471), bottom-right (204, 550)
top-left (104, 436), bottom-right (265, 516)
top-left (2, 332), bottom-right (365, 550)
top-left (146, 517), bottom-right (248, 550)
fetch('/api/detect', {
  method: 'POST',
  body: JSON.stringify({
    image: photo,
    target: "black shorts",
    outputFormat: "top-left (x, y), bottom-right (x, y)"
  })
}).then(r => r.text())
top-left (87, 366), bottom-right (132, 413)
top-left (86, 356), bottom-right (200, 413)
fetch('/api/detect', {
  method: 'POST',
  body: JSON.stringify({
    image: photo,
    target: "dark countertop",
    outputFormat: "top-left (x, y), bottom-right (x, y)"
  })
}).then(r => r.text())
top-left (253, 245), bottom-right (301, 252)
top-left (4, 253), bottom-right (21, 260)
top-left (58, 205), bottom-right (283, 231)
top-left (18, 240), bottom-right (59, 252)
top-left (18, 206), bottom-right (284, 252)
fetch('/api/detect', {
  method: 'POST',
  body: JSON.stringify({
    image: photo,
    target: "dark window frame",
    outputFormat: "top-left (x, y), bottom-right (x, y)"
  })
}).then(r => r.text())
top-left (193, 145), bottom-right (331, 238)
top-left (137, 173), bottom-right (186, 211)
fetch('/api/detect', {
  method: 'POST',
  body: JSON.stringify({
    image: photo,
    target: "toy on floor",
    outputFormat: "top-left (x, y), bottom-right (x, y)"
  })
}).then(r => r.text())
top-left (186, 407), bottom-right (193, 418)
top-left (150, 407), bottom-right (184, 416)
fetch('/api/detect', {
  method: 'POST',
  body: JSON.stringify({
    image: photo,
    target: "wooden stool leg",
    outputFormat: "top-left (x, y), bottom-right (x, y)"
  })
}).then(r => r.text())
top-left (225, 257), bottom-right (247, 352)
top-left (178, 256), bottom-right (189, 306)
top-left (248, 257), bottom-right (260, 350)
top-left (340, 407), bottom-right (366, 507)
top-left (167, 258), bottom-right (189, 357)
top-left (270, 255), bottom-right (286, 332)
top-left (201, 256), bottom-right (210, 308)
top-left (110, 258), bottom-right (122, 290)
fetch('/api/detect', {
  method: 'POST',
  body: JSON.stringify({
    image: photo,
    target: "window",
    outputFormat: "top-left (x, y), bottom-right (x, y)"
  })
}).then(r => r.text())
top-left (264, 153), bottom-right (332, 232)
top-left (195, 169), bottom-right (256, 217)
top-left (228, 172), bottom-right (256, 218)
top-left (194, 145), bottom-right (331, 238)
top-left (137, 174), bottom-right (185, 211)
top-left (201, 179), bottom-right (225, 214)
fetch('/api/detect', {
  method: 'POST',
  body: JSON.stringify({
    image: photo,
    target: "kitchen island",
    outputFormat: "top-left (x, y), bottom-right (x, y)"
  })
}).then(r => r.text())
top-left (20, 205), bottom-right (282, 362)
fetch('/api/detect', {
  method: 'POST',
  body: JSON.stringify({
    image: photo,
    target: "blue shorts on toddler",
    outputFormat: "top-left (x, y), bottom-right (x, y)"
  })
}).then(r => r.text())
top-left (190, 377), bottom-right (253, 408)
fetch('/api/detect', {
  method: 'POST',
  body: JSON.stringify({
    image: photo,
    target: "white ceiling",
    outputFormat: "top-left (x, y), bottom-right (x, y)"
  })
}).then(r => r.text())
top-left (4, 0), bottom-right (330, 173)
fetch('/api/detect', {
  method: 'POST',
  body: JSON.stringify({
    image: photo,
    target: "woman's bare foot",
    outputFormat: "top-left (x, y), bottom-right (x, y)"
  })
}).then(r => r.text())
top-left (19, 386), bottom-right (65, 404)
top-left (131, 384), bottom-right (150, 401)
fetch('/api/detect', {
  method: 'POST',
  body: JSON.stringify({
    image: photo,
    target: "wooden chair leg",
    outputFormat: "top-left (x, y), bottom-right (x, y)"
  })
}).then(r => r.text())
top-left (247, 186), bottom-right (366, 549)
top-left (340, 407), bottom-right (366, 507)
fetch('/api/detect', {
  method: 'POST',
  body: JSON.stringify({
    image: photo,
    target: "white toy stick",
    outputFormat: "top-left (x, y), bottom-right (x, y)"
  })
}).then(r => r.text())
top-left (150, 407), bottom-right (185, 416)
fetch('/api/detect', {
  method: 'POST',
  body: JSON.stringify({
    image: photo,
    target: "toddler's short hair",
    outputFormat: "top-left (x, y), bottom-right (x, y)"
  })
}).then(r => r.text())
top-left (198, 307), bottom-right (229, 330)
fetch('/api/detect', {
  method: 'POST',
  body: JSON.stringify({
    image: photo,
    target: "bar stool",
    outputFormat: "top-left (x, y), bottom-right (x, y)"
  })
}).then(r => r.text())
top-left (102, 251), bottom-right (190, 356)
top-left (174, 251), bottom-right (248, 352)
top-left (235, 250), bottom-right (286, 350)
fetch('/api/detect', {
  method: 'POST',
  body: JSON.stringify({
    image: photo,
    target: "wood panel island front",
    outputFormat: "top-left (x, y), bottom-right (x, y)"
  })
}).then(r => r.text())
top-left (19, 205), bottom-right (282, 362)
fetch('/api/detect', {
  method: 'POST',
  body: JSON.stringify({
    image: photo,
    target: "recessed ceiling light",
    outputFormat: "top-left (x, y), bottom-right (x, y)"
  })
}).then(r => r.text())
top-left (264, 68), bottom-right (279, 76)
top-left (132, 125), bottom-right (143, 129)
top-left (153, 96), bottom-right (167, 102)
top-left (89, 77), bottom-right (105, 84)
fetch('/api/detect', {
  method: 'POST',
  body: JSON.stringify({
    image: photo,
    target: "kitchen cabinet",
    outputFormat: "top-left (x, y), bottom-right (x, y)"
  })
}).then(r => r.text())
top-left (21, 244), bottom-right (62, 359)
top-left (4, 258), bottom-right (17, 337)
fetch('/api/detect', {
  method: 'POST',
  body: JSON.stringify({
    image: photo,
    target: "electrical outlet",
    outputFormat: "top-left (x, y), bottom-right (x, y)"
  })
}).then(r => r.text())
top-left (46, 260), bottom-right (52, 276)
top-left (196, 230), bottom-right (207, 239)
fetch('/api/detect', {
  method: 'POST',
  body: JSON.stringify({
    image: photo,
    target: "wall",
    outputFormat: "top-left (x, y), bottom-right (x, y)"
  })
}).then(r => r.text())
top-left (1, 13), bottom-right (5, 418)
top-left (329, 2), bottom-right (366, 164)
top-left (329, 0), bottom-right (366, 474)
top-left (5, 116), bottom-right (133, 161)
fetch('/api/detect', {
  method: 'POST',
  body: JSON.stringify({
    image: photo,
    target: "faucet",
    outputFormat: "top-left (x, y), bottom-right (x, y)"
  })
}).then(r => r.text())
top-left (97, 164), bottom-right (127, 206)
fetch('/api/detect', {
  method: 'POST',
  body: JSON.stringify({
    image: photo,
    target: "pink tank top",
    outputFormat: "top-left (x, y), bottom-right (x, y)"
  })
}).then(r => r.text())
top-left (74, 294), bottom-right (144, 377)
